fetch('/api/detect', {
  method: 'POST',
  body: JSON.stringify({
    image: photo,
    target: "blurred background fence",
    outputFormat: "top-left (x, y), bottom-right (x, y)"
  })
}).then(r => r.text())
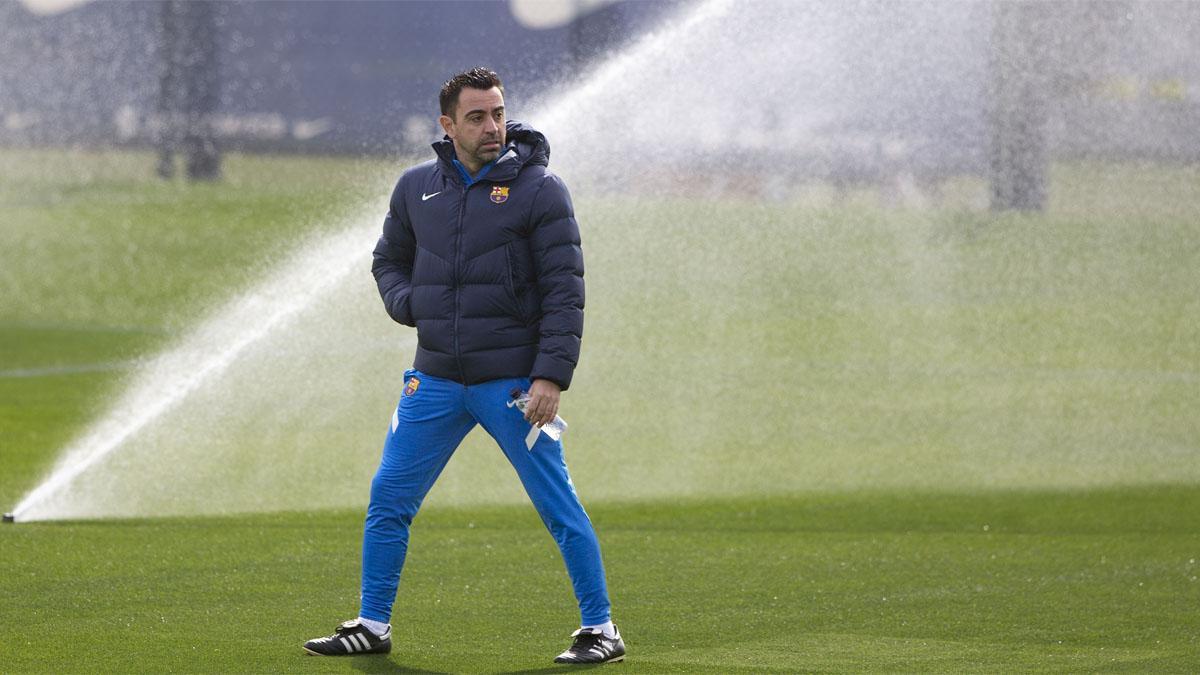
top-left (1, 0), bottom-right (1198, 202)
top-left (0, 0), bottom-right (667, 154)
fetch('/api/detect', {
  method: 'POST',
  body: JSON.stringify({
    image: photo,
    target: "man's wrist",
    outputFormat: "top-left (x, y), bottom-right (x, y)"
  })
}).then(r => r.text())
top-left (532, 377), bottom-right (562, 392)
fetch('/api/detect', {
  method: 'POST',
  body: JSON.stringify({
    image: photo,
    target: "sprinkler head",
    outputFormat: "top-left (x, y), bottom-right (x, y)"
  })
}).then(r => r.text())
top-left (2, 513), bottom-right (13, 524)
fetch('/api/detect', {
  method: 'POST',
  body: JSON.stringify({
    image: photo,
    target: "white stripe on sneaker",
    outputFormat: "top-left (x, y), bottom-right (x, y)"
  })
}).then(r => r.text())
top-left (353, 633), bottom-right (371, 651)
top-left (340, 637), bottom-right (355, 652)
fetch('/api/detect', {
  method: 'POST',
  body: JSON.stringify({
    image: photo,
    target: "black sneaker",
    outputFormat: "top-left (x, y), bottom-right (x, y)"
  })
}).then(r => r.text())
top-left (553, 626), bottom-right (626, 664)
top-left (303, 619), bottom-right (391, 656)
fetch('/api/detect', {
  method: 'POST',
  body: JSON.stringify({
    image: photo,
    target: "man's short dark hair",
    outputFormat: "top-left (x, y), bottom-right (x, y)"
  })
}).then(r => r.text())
top-left (440, 67), bottom-right (504, 119)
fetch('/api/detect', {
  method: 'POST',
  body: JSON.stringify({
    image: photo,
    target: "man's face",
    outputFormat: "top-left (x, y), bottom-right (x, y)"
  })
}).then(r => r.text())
top-left (439, 86), bottom-right (506, 171)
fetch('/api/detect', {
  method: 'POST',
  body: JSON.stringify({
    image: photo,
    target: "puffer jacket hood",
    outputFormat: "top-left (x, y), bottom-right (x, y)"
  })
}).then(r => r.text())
top-left (371, 120), bottom-right (585, 389)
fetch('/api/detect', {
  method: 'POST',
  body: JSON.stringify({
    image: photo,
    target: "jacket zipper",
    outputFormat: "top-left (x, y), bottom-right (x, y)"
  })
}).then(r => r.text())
top-left (452, 182), bottom-right (469, 383)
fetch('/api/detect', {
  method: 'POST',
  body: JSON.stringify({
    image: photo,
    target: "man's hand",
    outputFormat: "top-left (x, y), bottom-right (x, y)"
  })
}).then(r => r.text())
top-left (524, 378), bottom-right (561, 427)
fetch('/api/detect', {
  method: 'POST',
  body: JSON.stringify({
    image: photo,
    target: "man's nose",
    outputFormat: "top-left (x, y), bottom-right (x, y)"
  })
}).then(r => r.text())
top-left (483, 116), bottom-right (499, 134)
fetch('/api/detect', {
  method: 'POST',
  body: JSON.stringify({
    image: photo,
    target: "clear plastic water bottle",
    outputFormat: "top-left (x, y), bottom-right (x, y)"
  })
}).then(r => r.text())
top-left (508, 389), bottom-right (568, 444)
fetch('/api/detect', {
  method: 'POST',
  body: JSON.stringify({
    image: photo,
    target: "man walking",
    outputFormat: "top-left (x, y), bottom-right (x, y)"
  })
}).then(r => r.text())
top-left (303, 68), bottom-right (624, 665)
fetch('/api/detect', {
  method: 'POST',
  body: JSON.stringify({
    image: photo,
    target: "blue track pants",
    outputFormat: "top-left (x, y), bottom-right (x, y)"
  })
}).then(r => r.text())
top-left (359, 369), bottom-right (612, 626)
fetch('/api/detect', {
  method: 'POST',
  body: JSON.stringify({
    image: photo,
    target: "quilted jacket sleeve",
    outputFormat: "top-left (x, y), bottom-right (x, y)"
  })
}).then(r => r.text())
top-left (371, 177), bottom-right (417, 327)
top-left (528, 173), bottom-right (585, 390)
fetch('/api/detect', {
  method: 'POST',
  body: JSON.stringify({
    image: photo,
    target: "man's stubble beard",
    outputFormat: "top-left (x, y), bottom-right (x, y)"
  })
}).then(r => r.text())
top-left (470, 132), bottom-right (504, 166)
top-left (473, 148), bottom-right (501, 165)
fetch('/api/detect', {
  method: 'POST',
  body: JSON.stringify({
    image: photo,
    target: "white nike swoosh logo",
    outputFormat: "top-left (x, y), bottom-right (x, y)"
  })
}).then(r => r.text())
top-left (421, 191), bottom-right (441, 201)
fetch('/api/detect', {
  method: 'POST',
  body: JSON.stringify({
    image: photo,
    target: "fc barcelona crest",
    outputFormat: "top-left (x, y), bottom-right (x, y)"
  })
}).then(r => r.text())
top-left (490, 186), bottom-right (510, 204)
top-left (403, 376), bottom-right (420, 397)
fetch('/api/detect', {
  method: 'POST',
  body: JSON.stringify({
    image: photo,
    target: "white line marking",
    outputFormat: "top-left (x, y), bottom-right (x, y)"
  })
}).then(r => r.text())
top-left (0, 320), bottom-right (168, 335)
top-left (0, 361), bottom-right (137, 379)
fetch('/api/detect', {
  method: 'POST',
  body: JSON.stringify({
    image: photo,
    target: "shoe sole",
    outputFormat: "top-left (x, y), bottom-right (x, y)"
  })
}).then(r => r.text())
top-left (554, 654), bottom-right (625, 665)
top-left (303, 647), bottom-right (390, 656)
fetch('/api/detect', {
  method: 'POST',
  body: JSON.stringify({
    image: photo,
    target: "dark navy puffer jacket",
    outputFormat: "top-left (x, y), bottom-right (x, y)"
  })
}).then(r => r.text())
top-left (371, 121), bottom-right (585, 390)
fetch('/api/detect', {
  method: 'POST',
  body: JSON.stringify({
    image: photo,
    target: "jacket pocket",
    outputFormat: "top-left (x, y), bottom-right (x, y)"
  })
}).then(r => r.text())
top-left (503, 243), bottom-right (531, 324)
top-left (407, 247), bottom-right (425, 322)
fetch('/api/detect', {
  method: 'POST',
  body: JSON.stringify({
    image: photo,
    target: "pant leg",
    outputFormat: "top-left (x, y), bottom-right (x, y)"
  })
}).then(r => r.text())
top-left (465, 378), bottom-right (612, 626)
top-left (360, 370), bottom-right (474, 623)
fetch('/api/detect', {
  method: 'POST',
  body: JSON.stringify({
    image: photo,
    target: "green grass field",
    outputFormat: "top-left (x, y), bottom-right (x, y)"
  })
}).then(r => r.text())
top-left (1, 149), bottom-right (1198, 671)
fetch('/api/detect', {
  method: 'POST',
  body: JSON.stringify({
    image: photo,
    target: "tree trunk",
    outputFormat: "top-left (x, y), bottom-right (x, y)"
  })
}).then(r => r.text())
top-left (989, 1), bottom-right (1050, 212)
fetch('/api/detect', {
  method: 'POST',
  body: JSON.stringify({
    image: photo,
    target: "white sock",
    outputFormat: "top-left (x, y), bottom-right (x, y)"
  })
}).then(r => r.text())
top-left (357, 617), bottom-right (390, 637)
top-left (581, 620), bottom-right (617, 639)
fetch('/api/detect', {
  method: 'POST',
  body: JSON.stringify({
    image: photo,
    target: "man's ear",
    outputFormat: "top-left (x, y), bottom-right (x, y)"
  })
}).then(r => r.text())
top-left (438, 115), bottom-right (455, 138)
